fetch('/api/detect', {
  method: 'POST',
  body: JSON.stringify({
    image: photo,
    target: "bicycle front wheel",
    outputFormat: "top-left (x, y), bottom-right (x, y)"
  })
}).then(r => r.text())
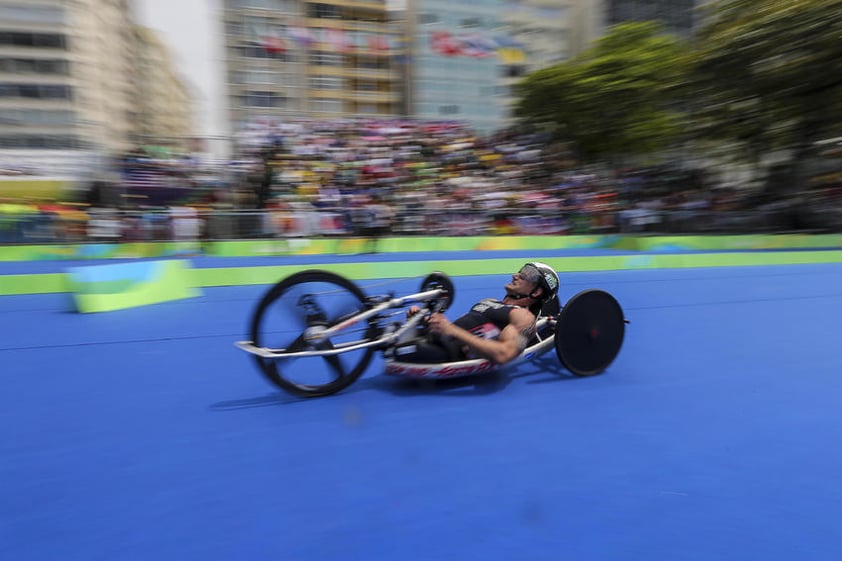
top-left (249, 270), bottom-right (377, 397)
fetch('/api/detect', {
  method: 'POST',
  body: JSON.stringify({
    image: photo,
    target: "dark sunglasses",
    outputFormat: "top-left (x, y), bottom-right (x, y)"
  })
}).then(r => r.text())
top-left (517, 265), bottom-right (542, 284)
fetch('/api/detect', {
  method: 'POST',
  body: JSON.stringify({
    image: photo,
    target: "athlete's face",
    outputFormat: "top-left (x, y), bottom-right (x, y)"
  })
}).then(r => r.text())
top-left (505, 265), bottom-right (541, 296)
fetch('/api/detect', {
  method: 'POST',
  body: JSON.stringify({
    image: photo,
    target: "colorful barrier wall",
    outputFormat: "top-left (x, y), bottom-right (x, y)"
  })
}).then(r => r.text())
top-left (2, 249), bottom-right (842, 297)
top-left (2, 233), bottom-right (842, 262)
top-left (3, 234), bottom-right (842, 297)
top-left (0, 241), bottom-right (202, 261)
top-left (66, 259), bottom-right (200, 313)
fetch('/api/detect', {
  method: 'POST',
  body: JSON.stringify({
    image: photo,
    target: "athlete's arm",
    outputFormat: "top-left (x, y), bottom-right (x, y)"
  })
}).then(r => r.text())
top-left (427, 308), bottom-right (535, 364)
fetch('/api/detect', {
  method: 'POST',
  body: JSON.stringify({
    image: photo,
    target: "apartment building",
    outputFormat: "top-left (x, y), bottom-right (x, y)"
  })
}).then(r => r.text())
top-left (131, 26), bottom-right (194, 152)
top-left (222, 0), bottom-right (403, 134)
top-left (0, 0), bottom-right (194, 178)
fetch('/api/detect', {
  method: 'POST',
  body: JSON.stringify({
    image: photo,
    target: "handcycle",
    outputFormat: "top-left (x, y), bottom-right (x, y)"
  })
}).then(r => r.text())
top-left (235, 269), bottom-right (628, 398)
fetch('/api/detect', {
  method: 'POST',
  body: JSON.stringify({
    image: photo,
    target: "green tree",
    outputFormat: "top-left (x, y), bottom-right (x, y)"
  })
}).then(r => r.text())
top-left (692, 0), bottom-right (842, 192)
top-left (514, 22), bottom-right (691, 162)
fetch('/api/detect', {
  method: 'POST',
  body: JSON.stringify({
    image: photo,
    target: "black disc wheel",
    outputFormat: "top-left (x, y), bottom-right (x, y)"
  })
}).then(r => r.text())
top-left (419, 271), bottom-right (455, 312)
top-left (249, 270), bottom-right (377, 397)
top-left (554, 289), bottom-right (626, 377)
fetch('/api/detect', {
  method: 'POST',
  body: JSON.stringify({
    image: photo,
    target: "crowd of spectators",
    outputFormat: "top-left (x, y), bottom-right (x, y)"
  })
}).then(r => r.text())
top-left (2, 117), bottom-right (841, 244)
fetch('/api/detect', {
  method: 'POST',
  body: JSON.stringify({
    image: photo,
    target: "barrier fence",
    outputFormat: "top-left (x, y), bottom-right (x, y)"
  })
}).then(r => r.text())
top-left (1, 204), bottom-right (840, 245)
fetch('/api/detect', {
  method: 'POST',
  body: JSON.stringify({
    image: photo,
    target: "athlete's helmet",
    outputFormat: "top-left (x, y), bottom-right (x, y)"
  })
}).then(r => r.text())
top-left (520, 262), bottom-right (560, 302)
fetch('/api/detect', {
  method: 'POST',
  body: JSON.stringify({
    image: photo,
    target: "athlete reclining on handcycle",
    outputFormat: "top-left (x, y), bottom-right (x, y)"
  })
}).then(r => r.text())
top-left (391, 262), bottom-right (560, 365)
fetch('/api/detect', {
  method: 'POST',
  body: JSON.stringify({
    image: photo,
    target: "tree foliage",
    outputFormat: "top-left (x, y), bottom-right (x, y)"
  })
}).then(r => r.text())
top-left (515, 0), bottom-right (842, 174)
top-left (514, 22), bottom-right (691, 161)
top-left (691, 0), bottom-right (842, 161)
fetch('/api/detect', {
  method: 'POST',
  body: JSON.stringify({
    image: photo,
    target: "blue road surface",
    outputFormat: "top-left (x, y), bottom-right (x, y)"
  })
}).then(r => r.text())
top-left (2, 264), bottom-right (842, 560)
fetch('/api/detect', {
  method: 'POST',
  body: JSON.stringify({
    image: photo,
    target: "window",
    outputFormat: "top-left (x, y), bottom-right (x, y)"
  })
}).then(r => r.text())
top-left (0, 135), bottom-right (80, 149)
top-left (309, 53), bottom-right (343, 66)
top-left (230, 0), bottom-right (296, 10)
top-left (310, 77), bottom-right (343, 89)
top-left (242, 91), bottom-right (284, 108)
top-left (0, 109), bottom-right (75, 126)
top-left (237, 70), bottom-right (285, 85)
top-left (505, 65), bottom-right (526, 78)
top-left (0, 58), bottom-right (69, 75)
top-left (0, 83), bottom-right (72, 100)
top-left (308, 3), bottom-right (341, 18)
top-left (358, 57), bottom-right (389, 70)
top-left (312, 99), bottom-right (342, 112)
top-left (241, 41), bottom-right (291, 60)
top-left (0, 4), bottom-right (65, 25)
top-left (0, 31), bottom-right (67, 49)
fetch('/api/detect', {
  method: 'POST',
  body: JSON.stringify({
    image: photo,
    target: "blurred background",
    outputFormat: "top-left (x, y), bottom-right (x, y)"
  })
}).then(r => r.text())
top-left (1, 0), bottom-right (841, 244)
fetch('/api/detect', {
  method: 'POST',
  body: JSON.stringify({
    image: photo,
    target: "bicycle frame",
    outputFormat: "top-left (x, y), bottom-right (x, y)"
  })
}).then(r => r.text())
top-left (235, 287), bottom-right (448, 359)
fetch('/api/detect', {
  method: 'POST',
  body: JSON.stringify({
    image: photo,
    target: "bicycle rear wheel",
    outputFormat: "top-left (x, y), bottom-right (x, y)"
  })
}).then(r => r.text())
top-left (554, 289), bottom-right (626, 377)
top-left (249, 270), bottom-right (377, 397)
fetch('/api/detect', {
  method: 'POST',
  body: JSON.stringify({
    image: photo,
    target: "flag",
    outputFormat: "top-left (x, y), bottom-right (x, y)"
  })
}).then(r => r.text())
top-left (459, 33), bottom-right (494, 58)
top-left (429, 31), bottom-right (462, 56)
top-left (262, 33), bottom-right (286, 54)
top-left (289, 24), bottom-right (315, 48)
top-left (327, 28), bottom-right (351, 52)
top-left (493, 35), bottom-right (527, 64)
top-left (367, 33), bottom-right (389, 52)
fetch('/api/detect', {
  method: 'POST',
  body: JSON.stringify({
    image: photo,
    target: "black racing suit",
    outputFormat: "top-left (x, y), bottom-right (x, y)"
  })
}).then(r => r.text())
top-left (392, 298), bottom-right (522, 363)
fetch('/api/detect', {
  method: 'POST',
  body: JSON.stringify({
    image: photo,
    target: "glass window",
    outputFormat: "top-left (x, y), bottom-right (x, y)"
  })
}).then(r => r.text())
top-left (0, 58), bottom-right (69, 75)
top-left (310, 77), bottom-right (343, 89)
top-left (308, 3), bottom-right (341, 18)
top-left (309, 53), bottom-right (343, 66)
top-left (0, 32), bottom-right (66, 49)
top-left (419, 13), bottom-right (438, 24)
top-left (242, 91), bottom-right (284, 108)
top-left (0, 135), bottom-right (79, 149)
top-left (0, 109), bottom-right (74, 125)
top-left (241, 42), bottom-right (291, 60)
top-left (311, 99), bottom-right (342, 112)
top-left (239, 70), bottom-right (284, 84)
top-left (0, 4), bottom-right (65, 25)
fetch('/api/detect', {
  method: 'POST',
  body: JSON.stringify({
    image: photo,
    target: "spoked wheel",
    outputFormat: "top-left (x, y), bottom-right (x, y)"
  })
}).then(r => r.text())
top-left (419, 271), bottom-right (455, 312)
top-left (554, 289), bottom-right (626, 377)
top-left (249, 270), bottom-right (378, 397)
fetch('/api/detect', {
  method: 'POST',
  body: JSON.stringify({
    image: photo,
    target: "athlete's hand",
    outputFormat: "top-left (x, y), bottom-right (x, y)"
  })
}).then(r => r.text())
top-left (406, 305), bottom-right (422, 318)
top-left (426, 312), bottom-right (452, 335)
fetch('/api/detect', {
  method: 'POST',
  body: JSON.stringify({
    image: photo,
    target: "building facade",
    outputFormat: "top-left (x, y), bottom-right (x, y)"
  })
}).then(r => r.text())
top-left (131, 26), bottom-right (194, 152)
top-left (405, 0), bottom-right (505, 134)
top-left (222, 0), bottom-right (403, 135)
top-left (603, 0), bottom-right (698, 35)
top-left (496, 0), bottom-right (581, 126)
top-left (0, 0), bottom-right (150, 176)
top-left (405, 0), bottom-right (597, 133)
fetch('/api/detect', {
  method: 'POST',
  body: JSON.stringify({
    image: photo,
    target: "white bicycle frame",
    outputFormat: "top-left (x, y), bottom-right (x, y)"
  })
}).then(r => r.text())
top-left (235, 287), bottom-right (448, 359)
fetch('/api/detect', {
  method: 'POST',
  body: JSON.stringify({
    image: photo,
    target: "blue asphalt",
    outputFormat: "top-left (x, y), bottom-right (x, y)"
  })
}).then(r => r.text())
top-left (2, 262), bottom-right (842, 560)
